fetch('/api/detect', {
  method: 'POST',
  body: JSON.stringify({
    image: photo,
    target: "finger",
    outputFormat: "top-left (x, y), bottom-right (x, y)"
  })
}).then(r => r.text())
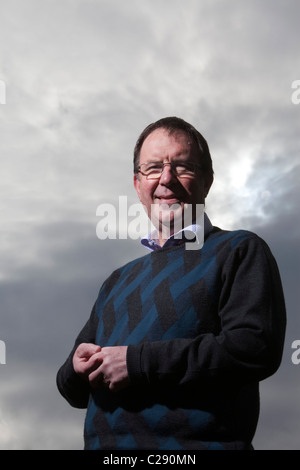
top-left (74, 349), bottom-right (103, 377)
top-left (76, 343), bottom-right (101, 359)
top-left (82, 352), bottom-right (103, 375)
top-left (88, 365), bottom-right (107, 388)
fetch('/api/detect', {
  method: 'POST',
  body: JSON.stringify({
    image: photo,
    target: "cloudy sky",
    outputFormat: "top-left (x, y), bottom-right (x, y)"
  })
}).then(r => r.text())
top-left (0, 0), bottom-right (299, 450)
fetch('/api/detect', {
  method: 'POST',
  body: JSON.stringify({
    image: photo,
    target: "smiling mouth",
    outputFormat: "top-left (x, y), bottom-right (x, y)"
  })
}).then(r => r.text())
top-left (155, 196), bottom-right (182, 205)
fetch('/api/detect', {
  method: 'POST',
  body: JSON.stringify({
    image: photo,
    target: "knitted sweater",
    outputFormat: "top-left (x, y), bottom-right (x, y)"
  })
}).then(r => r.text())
top-left (57, 227), bottom-right (286, 450)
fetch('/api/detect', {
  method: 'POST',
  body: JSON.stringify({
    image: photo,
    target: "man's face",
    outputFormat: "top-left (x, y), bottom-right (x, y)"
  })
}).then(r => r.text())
top-left (134, 128), bottom-right (212, 240)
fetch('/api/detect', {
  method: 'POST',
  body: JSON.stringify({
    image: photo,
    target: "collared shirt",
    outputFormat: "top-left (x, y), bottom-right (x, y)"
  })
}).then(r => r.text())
top-left (141, 213), bottom-right (213, 252)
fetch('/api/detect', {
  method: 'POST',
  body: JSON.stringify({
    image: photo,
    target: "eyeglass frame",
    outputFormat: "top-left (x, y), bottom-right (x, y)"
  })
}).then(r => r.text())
top-left (136, 161), bottom-right (202, 180)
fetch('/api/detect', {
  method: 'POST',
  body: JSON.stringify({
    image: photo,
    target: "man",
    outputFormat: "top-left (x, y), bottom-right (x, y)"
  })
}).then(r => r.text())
top-left (57, 117), bottom-right (286, 450)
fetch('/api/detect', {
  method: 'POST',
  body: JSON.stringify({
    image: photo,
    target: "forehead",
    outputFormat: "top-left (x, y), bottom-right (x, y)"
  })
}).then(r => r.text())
top-left (139, 128), bottom-right (196, 162)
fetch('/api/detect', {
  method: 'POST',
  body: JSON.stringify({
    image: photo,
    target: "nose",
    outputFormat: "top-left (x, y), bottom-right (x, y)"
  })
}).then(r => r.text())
top-left (159, 163), bottom-right (177, 184)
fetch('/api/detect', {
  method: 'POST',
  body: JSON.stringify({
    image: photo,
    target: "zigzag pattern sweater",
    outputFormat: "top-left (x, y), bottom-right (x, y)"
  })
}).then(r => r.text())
top-left (57, 227), bottom-right (286, 450)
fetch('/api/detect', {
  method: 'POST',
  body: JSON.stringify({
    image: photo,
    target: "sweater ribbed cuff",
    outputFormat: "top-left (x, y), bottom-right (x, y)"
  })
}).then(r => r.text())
top-left (126, 343), bottom-right (149, 387)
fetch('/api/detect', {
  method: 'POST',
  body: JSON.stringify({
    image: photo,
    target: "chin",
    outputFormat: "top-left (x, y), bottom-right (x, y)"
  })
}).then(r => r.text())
top-left (160, 212), bottom-right (185, 236)
top-left (150, 201), bottom-right (185, 230)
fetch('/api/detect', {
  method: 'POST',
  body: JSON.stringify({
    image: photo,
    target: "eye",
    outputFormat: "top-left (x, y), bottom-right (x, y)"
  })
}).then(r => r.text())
top-left (145, 163), bottom-right (163, 173)
top-left (148, 163), bottom-right (162, 169)
top-left (175, 163), bottom-right (194, 172)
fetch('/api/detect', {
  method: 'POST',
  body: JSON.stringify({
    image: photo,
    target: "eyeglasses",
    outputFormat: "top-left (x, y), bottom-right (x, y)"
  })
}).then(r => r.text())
top-left (137, 161), bottom-right (201, 180)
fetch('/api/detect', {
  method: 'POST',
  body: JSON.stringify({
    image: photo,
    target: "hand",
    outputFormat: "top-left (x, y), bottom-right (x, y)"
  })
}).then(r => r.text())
top-left (73, 343), bottom-right (129, 392)
top-left (73, 343), bottom-right (102, 379)
top-left (88, 346), bottom-right (130, 392)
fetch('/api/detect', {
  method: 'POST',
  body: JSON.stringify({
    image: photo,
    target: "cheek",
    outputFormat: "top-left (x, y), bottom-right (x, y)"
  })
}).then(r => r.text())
top-left (184, 180), bottom-right (205, 202)
top-left (137, 181), bottom-right (155, 206)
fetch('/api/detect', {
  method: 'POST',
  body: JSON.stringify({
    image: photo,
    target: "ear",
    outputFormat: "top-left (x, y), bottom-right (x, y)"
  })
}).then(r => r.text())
top-left (204, 174), bottom-right (214, 198)
top-left (133, 174), bottom-right (142, 201)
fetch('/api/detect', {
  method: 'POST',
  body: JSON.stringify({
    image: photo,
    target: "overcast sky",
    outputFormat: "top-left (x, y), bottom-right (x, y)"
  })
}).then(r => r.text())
top-left (0, 0), bottom-right (299, 450)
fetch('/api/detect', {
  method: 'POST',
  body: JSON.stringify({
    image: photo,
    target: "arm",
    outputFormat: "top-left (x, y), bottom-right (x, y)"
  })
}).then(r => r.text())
top-left (57, 304), bottom-right (130, 405)
top-left (56, 304), bottom-right (99, 408)
top-left (126, 235), bottom-right (286, 388)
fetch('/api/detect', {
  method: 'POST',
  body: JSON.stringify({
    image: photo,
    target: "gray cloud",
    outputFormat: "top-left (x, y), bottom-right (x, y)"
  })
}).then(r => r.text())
top-left (0, 0), bottom-right (299, 450)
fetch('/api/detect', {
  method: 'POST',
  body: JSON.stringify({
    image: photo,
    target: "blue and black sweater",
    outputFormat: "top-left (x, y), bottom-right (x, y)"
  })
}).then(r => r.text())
top-left (57, 226), bottom-right (286, 450)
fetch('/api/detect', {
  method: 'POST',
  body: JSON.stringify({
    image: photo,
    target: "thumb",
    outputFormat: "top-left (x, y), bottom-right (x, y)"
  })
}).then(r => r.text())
top-left (76, 343), bottom-right (101, 359)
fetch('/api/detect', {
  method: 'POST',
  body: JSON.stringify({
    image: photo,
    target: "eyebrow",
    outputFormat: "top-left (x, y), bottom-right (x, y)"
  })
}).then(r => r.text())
top-left (146, 148), bottom-right (191, 160)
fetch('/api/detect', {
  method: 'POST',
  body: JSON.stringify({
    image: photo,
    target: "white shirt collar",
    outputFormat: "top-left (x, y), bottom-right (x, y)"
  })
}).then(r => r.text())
top-left (141, 213), bottom-right (213, 251)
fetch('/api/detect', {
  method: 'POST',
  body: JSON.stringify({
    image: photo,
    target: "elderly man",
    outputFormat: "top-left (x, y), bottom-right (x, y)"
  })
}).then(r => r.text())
top-left (57, 117), bottom-right (286, 450)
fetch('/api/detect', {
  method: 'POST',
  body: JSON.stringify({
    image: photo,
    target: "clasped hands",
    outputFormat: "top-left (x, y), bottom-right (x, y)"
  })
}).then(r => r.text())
top-left (73, 343), bottom-right (130, 392)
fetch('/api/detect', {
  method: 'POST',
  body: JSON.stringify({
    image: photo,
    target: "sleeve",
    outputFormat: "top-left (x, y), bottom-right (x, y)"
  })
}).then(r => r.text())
top-left (126, 235), bottom-right (286, 388)
top-left (56, 303), bottom-right (99, 408)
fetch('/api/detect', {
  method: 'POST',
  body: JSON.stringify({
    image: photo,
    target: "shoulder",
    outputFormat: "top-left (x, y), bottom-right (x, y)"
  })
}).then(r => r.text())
top-left (209, 228), bottom-right (279, 282)
top-left (207, 226), bottom-right (269, 249)
top-left (203, 226), bottom-right (275, 266)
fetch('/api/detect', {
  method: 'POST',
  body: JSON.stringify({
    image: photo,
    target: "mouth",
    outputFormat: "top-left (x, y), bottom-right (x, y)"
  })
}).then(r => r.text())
top-left (154, 195), bottom-right (182, 206)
